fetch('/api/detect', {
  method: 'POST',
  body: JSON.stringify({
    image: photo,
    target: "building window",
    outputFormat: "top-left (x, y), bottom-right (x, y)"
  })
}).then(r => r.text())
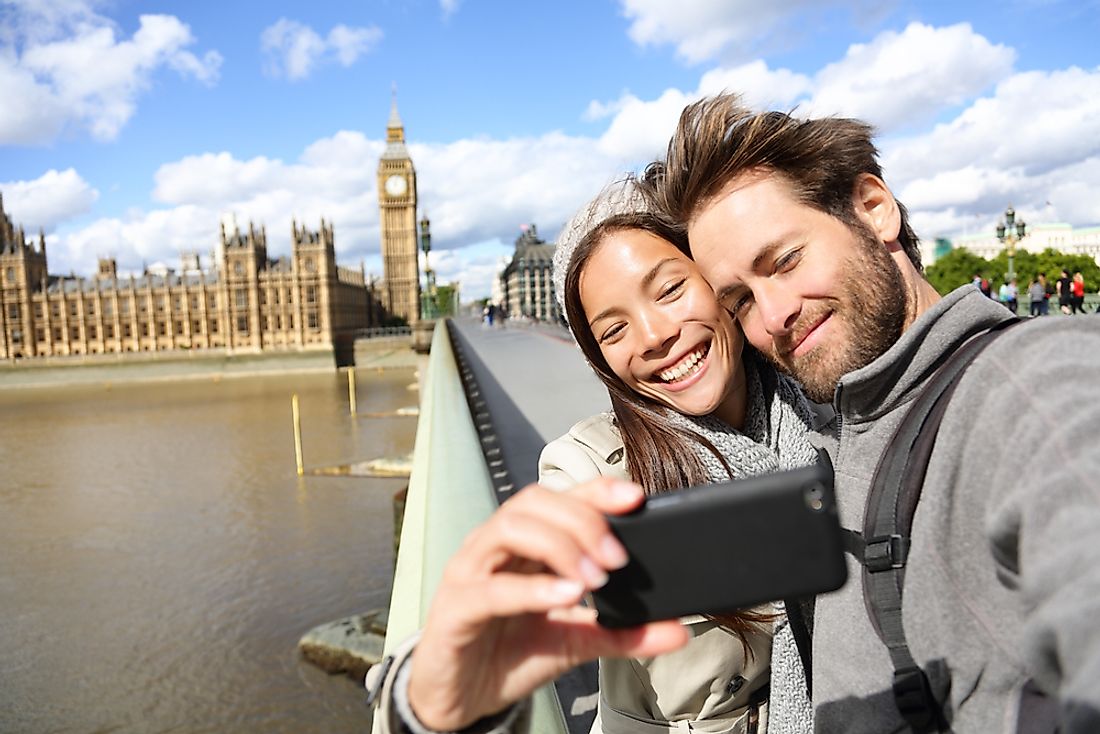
top-left (192, 320), bottom-right (201, 333)
top-left (36, 328), bottom-right (45, 342)
top-left (120, 300), bottom-right (130, 315)
top-left (33, 303), bottom-right (42, 318)
top-left (51, 303), bottom-right (60, 318)
top-left (86, 300), bottom-right (95, 315)
top-left (175, 321), bottom-right (183, 335)
top-left (305, 285), bottom-right (317, 304)
top-left (123, 324), bottom-right (131, 338)
top-left (234, 261), bottom-right (244, 276)
top-left (287, 315), bottom-right (294, 329)
top-left (70, 327), bottom-right (79, 340)
top-left (236, 316), bottom-right (248, 333)
top-left (7, 304), bottom-right (18, 320)
top-left (105, 325), bottom-right (114, 339)
top-left (87, 326), bottom-right (97, 339)
top-left (70, 302), bottom-right (78, 316)
top-left (191, 295), bottom-right (200, 310)
top-left (11, 329), bottom-right (21, 343)
top-left (104, 301), bottom-right (113, 316)
top-left (158, 322), bottom-right (167, 336)
top-left (53, 327), bottom-right (61, 340)
top-left (4, 267), bottom-right (13, 282)
top-left (307, 311), bottom-right (319, 330)
top-left (235, 289), bottom-right (248, 308)
top-left (211, 319), bottom-right (219, 333)
top-left (305, 257), bottom-right (315, 272)
top-left (141, 324), bottom-right (149, 337)
top-left (155, 296), bottom-right (165, 312)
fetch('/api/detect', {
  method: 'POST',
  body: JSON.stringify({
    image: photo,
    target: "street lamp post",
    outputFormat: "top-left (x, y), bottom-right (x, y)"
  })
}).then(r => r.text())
top-left (995, 204), bottom-right (1027, 283)
top-left (419, 215), bottom-right (437, 320)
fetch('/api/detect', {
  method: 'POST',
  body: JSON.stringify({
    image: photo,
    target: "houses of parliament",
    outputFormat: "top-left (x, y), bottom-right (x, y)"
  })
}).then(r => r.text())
top-left (0, 100), bottom-right (422, 364)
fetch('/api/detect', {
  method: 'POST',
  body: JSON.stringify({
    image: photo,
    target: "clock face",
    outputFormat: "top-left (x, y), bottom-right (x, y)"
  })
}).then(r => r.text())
top-left (384, 175), bottom-right (407, 197)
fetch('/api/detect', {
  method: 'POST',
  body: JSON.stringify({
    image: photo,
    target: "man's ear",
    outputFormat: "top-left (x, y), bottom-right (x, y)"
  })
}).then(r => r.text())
top-left (852, 173), bottom-right (901, 244)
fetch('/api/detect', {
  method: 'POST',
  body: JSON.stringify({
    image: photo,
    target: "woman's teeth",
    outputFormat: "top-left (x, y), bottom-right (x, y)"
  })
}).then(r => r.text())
top-left (658, 344), bottom-right (708, 383)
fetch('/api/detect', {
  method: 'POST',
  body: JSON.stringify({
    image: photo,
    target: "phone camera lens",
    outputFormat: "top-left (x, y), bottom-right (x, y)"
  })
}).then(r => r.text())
top-left (804, 482), bottom-right (826, 512)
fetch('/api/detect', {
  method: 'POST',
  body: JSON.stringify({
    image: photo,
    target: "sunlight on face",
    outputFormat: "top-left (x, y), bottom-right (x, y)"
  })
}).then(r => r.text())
top-left (580, 229), bottom-right (745, 418)
top-left (688, 172), bottom-right (904, 402)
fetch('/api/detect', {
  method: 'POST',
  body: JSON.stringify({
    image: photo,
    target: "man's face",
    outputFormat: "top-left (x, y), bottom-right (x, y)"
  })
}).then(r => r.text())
top-left (687, 171), bottom-right (906, 402)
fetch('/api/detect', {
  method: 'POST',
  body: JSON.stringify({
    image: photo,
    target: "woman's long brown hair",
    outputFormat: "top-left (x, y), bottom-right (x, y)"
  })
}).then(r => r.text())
top-left (562, 211), bottom-right (775, 649)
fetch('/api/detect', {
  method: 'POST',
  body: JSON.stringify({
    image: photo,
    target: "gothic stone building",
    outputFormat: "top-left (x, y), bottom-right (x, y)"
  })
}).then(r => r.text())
top-left (377, 96), bottom-right (421, 325)
top-left (0, 195), bottom-right (383, 362)
top-left (500, 224), bottom-right (559, 323)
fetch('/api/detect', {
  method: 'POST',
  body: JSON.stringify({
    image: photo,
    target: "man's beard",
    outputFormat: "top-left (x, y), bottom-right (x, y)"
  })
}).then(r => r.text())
top-left (767, 225), bottom-right (907, 403)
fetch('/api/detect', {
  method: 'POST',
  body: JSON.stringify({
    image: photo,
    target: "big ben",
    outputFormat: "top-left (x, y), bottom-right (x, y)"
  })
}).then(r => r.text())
top-left (378, 94), bottom-right (420, 324)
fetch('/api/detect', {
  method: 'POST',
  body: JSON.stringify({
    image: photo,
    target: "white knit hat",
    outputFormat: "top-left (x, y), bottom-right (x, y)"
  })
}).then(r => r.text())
top-left (552, 176), bottom-right (651, 315)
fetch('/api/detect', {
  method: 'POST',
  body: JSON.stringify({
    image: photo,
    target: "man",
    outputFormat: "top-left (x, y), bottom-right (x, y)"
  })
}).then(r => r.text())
top-left (371, 97), bottom-right (1100, 733)
top-left (652, 94), bottom-right (1100, 731)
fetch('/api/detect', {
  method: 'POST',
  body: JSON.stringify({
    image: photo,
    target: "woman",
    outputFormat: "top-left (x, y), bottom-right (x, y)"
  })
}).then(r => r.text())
top-left (536, 178), bottom-right (820, 734)
top-left (370, 179), bottom-right (824, 734)
top-left (1072, 272), bottom-right (1087, 314)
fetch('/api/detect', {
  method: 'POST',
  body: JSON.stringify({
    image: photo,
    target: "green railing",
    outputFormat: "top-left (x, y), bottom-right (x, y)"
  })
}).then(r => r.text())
top-left (380, 319), bottom-right (568, 734)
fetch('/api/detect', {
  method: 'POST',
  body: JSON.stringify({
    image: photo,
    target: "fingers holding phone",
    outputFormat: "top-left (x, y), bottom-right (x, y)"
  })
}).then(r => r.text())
top-left (408, 478), bottom-right (689, 731)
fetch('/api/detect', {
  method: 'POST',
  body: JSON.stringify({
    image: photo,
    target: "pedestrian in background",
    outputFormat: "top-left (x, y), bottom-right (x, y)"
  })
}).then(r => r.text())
top-left (999, 279), bottom-right (1018, 314)
top-left (1057, 269), bottom-right (1073, 314)
top-left (1029, 277), bottom-right (1045, 317)
top-left (1072, 272), bottom-right (1087, 315)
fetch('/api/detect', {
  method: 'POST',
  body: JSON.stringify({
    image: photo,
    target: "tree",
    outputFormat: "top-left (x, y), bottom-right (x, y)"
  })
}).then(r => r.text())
top-left (434, 284), bottom-right (458, 317)
top-left (925, 245), bottom-right (1100, 299)
top-left (924, 248), bottom-right (991, 296)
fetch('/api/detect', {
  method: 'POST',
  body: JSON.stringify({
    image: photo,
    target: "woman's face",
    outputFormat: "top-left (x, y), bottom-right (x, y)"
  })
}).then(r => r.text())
top-left (580, 228), bottom-right (744, 417)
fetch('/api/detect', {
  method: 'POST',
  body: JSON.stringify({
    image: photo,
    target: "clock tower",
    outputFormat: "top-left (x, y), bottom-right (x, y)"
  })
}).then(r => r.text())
top-left (377, 92), bottom-right (420, 324)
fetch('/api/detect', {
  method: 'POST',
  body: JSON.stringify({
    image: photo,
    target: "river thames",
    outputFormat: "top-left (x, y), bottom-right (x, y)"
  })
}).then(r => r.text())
top-left (0, 368), bottom-right (418, 733)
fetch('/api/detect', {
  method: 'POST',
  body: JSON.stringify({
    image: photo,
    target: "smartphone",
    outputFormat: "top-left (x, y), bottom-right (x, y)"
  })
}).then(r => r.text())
top-left (591, 457), bottom-right (847, 628)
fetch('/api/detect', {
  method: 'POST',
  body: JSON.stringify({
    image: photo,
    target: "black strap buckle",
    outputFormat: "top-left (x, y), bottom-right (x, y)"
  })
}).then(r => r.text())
top-left (892, 665), bottom-right (941, 732)
top-left (865, 534), bottom-right (910, 572)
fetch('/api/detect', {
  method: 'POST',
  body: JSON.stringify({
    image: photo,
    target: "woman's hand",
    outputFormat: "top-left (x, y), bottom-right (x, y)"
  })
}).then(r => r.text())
top-left (406, 477), bottom-right (689, 731)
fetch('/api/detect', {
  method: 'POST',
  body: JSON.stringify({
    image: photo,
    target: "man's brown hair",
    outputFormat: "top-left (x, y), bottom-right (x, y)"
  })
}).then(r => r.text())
top-left (648, 93), bottom-right (923, 270)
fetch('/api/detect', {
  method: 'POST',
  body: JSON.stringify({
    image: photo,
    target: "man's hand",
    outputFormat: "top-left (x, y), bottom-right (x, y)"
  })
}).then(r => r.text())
top-left (407, 478), bottom-right (689, 731)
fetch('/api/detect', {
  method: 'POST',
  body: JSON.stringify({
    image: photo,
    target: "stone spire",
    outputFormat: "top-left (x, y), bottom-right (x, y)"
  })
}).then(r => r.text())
top-left (382, 84), bottom-right (410, 160)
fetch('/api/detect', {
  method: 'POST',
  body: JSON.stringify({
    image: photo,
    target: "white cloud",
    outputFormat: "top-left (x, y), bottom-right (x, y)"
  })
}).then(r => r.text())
top-left (0, 168), bottom-right (98, 231)
top-left (804, 23), bottom-right (1014, 131)
top-left (0, 7), bottom-right (221, 144)
top-left (260, 18), bottom-right (382, 81)
top-left (439, 0), bottom-right (461, 19)
top-left (618, 0), bottom-right (883, 64)
top-left (882, 64), bottom-right (1100, 238)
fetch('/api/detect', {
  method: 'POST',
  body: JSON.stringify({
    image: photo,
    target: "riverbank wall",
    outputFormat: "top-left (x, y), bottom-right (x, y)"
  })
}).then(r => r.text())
top-left (0, 337), bottom-right (419, 391)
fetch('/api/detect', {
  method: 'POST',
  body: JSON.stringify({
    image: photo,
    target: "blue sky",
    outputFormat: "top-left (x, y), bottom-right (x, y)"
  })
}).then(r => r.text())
top-left (2, 0), bottom-right (1099, 297)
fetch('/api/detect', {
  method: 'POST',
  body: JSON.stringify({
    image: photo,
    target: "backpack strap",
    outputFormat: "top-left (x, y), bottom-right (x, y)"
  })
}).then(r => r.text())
top-left (852, 317), bottom-right (1020, 732)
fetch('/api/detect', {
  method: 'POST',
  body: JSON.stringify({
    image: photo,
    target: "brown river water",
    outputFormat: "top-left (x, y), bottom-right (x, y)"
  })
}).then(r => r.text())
top-left (0, 368), bottom-right (418, 733)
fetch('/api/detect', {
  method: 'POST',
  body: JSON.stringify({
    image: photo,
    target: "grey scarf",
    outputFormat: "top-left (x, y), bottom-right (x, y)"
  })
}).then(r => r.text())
top-left (665, 356), bottom-right (816, 734)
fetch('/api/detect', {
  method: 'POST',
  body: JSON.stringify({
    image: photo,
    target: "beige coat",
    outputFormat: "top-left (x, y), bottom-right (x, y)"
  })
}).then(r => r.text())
top-left (538, 413), bottom-right (774, 734)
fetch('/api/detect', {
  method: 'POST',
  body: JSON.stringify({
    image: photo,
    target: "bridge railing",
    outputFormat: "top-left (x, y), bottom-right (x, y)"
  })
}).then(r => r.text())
top-left (378, 319), bottom-right (568, 734)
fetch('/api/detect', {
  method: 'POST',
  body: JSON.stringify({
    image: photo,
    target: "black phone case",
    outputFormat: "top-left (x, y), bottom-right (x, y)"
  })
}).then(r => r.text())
top-left (592, 460), bottom-right (847, 628)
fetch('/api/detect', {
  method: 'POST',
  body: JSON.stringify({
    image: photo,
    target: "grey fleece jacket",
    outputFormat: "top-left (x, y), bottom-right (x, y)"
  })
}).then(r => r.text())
top-left (814, 285), bottom-right (1100, 732)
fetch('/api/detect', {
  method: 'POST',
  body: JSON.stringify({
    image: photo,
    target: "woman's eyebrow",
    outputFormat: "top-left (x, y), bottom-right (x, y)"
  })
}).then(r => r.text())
top-left (640, 257), bottom-right (681, 290)
top-left (588, 257), bottom-right (683, 327)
